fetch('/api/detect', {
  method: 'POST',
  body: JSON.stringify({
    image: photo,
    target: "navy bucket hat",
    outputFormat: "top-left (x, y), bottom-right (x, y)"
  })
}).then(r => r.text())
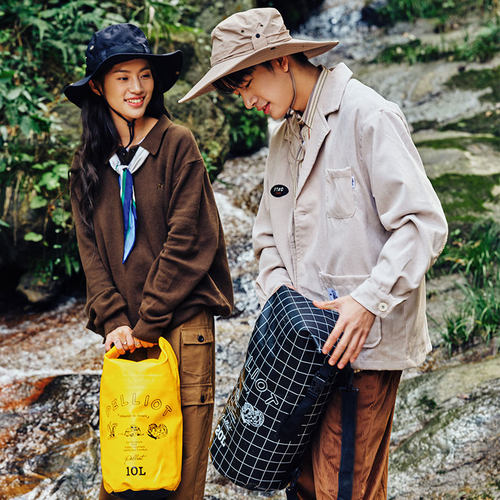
top-left (64, 23), bottom-right (183, 107)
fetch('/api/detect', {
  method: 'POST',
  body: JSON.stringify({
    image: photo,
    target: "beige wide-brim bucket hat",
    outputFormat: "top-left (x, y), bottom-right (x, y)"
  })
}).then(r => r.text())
top-left (179, 8), bottom-right (338, 103)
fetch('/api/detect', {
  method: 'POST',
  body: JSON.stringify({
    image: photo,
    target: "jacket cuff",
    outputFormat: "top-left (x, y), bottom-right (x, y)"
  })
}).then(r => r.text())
top-left (256, 272), bottom-right (293, 307)
top-left (133, 318), bottom-right (164, 344)
top-left (350, 278), bottom-right (402, 318)
top-left (103, 313), bottom-right (132, 336)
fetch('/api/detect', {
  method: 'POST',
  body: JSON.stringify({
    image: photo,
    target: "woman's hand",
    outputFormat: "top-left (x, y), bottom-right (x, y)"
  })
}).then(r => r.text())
top-left (105, 326), bottom-right (156, 353)
top-left (314, 295), bottom-right (375, 369)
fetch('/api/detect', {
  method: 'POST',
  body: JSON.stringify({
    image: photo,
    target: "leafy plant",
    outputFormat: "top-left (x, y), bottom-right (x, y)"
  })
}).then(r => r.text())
top-left (443, 278), bottom-right (499, 351)
top-left (226, 98), bottom-right (268, 156)
top-left (128, 0), bottom-right (200, 51)
top-left (374, 22), bottom-right (500, 64)
top-left (438, 219), bottom-right (500, 352)
top-left (0, 0), bottom-right (126, 142)
top-left (0, 0), bottom-right (197, 289)
top-left (373, 0), bottom-right (497, 24)
top-left (440, 219), bottom-right (500, 287)
top-left (201, 151), bottom-right (219, 181)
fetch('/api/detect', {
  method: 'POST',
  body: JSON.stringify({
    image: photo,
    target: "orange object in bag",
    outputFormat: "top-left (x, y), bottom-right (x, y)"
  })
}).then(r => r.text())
top-left (100, 337), bottom-right (182, 497)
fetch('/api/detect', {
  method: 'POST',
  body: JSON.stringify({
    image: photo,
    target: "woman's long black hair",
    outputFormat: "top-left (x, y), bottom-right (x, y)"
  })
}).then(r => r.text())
top-left (70, 63), bottom-right (168, 236)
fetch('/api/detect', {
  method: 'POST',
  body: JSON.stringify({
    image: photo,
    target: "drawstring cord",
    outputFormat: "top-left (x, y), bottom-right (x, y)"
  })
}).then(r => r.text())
top-left (107, 104), bottom-right (136, 149)
top-left (286, 67), bottom-right (297, 117)
top-left (97, 90), bottom-right (136, 148)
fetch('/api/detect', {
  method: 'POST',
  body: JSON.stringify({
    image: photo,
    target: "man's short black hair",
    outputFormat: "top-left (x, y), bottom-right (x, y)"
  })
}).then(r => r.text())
top-left (213, 53), bottom-right (309, 94)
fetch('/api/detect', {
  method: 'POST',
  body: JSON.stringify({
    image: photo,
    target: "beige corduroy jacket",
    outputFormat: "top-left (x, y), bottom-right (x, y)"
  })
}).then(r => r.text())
top-left (252, 63), bottom-right (448, 370)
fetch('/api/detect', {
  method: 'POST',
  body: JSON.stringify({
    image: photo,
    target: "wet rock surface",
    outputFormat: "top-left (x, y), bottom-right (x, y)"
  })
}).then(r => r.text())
top-left (1, 144), bottom-right (498, 498)
top-left (390, 357), bottom-right (500, 499)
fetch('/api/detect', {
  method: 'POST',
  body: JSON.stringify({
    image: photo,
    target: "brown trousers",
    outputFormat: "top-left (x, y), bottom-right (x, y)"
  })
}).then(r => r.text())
top-left (99, 309), bottom-right (215, 500)
top-left (297, 370), bottom-right (402, 500)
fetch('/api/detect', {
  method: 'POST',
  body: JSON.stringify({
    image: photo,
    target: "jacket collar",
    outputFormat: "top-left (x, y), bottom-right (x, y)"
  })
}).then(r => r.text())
top-left (140, 114), bottom-right (172, 156)
top-left (316, 62), bottom-right (353, 116)
top-left (295, 63), bottom-right (352, 197)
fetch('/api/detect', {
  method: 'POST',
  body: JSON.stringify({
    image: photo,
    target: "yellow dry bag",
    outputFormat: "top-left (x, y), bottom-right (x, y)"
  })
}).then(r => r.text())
top-left (100, 336), bottom-right (182, 497)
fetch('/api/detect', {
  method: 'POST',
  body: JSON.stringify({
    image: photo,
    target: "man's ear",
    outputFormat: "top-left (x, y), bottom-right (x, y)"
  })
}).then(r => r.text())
top-left (274, 56), bottom-right (289, 73)
top-left (88, 79), bottom-right (102, 96)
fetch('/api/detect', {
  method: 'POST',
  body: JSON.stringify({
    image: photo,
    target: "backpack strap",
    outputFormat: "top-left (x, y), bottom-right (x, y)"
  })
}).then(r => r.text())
top-left (283, 363), bottom-right (358, 500)
top-left (278, 359), bottom-right (339, 441)
top-left (337, 368), bottom-right (358, 500)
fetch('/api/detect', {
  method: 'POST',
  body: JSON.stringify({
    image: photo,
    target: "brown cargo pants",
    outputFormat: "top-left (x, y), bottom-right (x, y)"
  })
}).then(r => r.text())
top-left (297, 370), bottom-right (402, 500)
top-left (99, 309), bottom-right (215, 500)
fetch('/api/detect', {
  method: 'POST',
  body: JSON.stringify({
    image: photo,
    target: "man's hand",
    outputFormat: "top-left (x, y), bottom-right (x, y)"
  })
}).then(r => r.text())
top-left (314, 295), bottom-right (375, 368)
top-left (105, 325), bottom-right (156, 354)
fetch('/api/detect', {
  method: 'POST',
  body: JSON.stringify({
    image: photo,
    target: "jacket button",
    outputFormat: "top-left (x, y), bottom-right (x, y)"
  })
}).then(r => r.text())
top-left (198, 335), bottom-right (205, 342)
top-left (200, 395), bottom-right (206, 403)
top-left (378, 302), bottom-right (388, 312)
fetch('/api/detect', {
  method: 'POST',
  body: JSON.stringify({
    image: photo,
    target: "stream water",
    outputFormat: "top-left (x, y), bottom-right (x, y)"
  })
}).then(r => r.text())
top-left (1, 1), bottom-right (499, 499)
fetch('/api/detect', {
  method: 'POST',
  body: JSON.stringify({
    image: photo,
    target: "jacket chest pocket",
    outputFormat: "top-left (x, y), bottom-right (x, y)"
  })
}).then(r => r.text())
top-left (325, 167), bottom-right (356, 219)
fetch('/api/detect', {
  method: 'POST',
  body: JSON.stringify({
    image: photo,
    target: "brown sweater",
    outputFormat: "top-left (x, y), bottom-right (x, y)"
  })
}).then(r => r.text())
top-left (71, 115), bottom-right (233, 343)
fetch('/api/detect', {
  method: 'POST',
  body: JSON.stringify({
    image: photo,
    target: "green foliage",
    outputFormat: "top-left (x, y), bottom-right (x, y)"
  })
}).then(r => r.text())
top-left (455, 22), bottom-right (500, 62)
top-left (128, 0), bottom-right (200, 52)
top-left (443, 279), bottom-right (499, 351)
top-left (374, 0), bottom-right (497, 24)
top-left (0, 0), bottom-right (129, 282)
top-left (438, 219), bottom-right (500, 287)
top-left (438, 219), bottom-right (500, 352)
top-left (376, 38), bottom-right (444, 64)
top-left (0, 0), bottom-right (126, 141)
top-left (200, 151), bottom-right (219, 181)
top-left (418, 394), bottom-right (438, 411)
top-left (0, 0), bottom-right (198, 286)
top-left (375, 22), bottom-right (500, 64)
top-left (227, 99), bottom-right (268, 156)
top-left (4, 145), bottom-right (78, 279)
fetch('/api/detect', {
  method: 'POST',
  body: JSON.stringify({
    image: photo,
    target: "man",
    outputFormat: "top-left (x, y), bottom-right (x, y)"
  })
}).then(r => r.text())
top-left (180, 8), bottom-right (447, 499)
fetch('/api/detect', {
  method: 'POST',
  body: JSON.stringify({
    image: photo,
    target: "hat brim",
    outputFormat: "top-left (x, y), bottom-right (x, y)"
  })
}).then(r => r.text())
top-left (64, 50), bottom-right (183, 108)
top-left (178, 39), bottom-right (338, 103)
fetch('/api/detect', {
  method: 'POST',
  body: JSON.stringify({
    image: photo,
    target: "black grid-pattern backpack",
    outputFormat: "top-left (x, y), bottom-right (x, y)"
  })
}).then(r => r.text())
top-left (210, 286), bottom-right (357, 499)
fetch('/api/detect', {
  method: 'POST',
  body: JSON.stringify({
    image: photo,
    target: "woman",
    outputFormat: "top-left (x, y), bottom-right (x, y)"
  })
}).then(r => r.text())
top-left (64, 23), bottom-right (233, 499)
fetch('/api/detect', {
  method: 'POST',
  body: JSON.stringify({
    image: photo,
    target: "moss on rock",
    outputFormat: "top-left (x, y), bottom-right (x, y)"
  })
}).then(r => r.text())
top-left (441, 109), bottom-right (500, 137)
top-left (416, 135), bottom-right (500, 152)
top-left (431, 173), bottom-right (500, 226)
top-left (445, 65), bottom-right (500, 102)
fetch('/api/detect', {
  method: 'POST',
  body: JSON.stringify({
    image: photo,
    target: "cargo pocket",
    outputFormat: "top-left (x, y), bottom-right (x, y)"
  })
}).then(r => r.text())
top-left (319, 272), bottom-right (382, 349)
top-left (179, 326), bottom-right (214, 406)
top-left (325, 167), bottom-right (356, 219)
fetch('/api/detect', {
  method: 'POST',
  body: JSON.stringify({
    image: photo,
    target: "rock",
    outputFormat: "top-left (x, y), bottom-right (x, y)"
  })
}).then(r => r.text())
top-left (0, 374), bottom-right (100, 499)
top-left (212, 147), bottom-right (267, 315)
top-left (256, 0), bottom-right (325, 30)
top-left (425, 273), bottom-right (467, 346)
top-left (16, 272), bottom-right (62, 305)
top-left (361, 2), bottom-right (391, 28)
top-left (185, 0), bottom-right (255, 32)
top-left (214, 147), bottom-right (267, 215)
top-left (390, 356), bottom-right (500, 498)
top-left (412, 129), bottom-right (500, 179)
top-left (354, 60), bottom-right (494, 126)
